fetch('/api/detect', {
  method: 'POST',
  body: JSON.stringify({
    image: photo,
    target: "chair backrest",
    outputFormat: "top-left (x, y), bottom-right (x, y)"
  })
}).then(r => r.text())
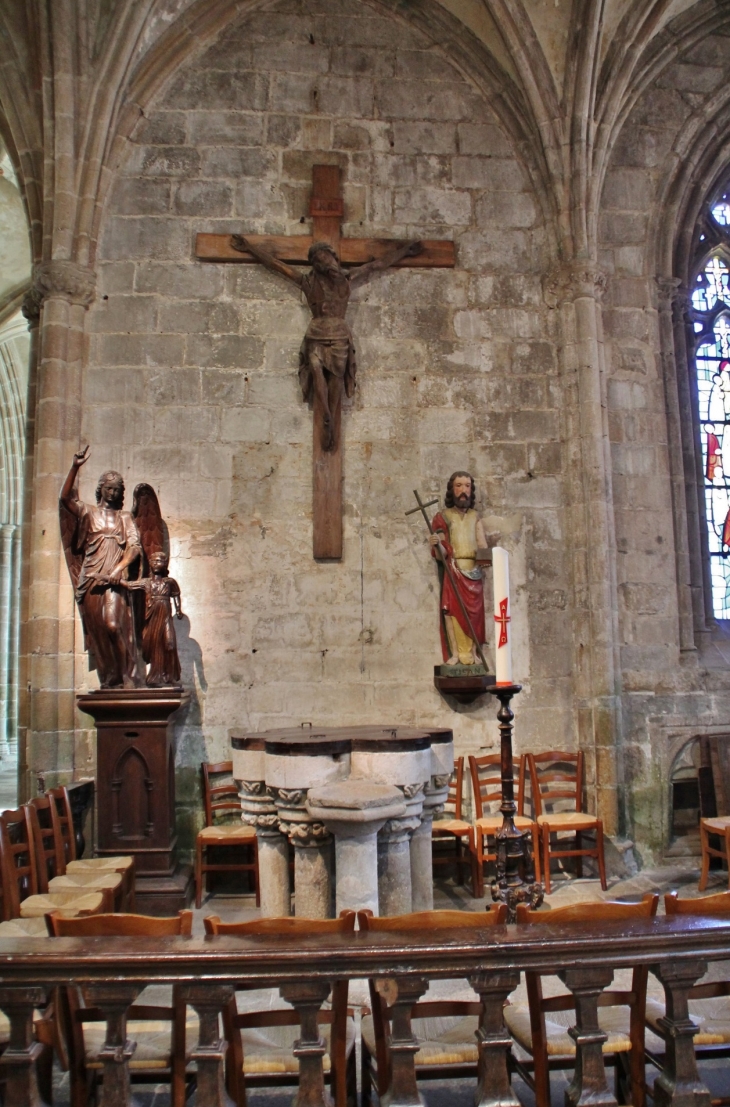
top-left (204, 910), bottom-right (356, 936)
top-left (0, 807), bottom-right (39, 919)
top-left (516, 894), bottom-right (658, 926)
top-left (527, 751), bottom-right (584, 817)
top-left (202, 761), bottom-right (243, 827)
top-left (358, 904), bottom-right (508, 930)
top-left (27, 795), bottom-right (66, 892)
top-left (665, 889), bottom-right (730, 916)
top-left (442, 757), bottom-right (465, 820)
top-left (47, 786), bottom-right (79, 864)
top-left (203, 910), bottom-right (356, 1107)
top-left (469, 753), bottom-right (528, 819)
top-left (48, 910), bottom-right (193, 937)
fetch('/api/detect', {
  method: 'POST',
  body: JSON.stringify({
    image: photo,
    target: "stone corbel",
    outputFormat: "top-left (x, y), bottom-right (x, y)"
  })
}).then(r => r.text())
top-left (543, 261), bottom-right (607, 308)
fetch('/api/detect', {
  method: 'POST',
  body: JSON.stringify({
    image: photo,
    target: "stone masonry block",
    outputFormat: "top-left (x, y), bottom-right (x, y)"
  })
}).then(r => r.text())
top-left (111, 177), bottom-right (171, 215)
top-left (99, 333), bottom-right (185, 367)
top-left (453, 156), bottom-right (525, 190)
top-left (104, 217), bottom-right (190, 261)
top-left (601, 168), bottom-right (653, 211)
top-left (395, 49), bottom-right (457, 82)
top-left (140, 146), bottom-right (201, 177)
top-left (475, 191), bottom-right (536, 228)
top-left (376, 81), bottom-right (476, 121)
top-left (146, 368), bottom-right (202, 406)
top-left (201, 146), bottom-right (277, 179)
top-left (268, 72), bottom-right (319, 113)
top-left (187, 111), bottom-right (265, 146)
top-left (201, 370), bottom-right (247, 405)
top-left (392, 121), bottom-right (456, 155)
top-left (134, 262), bottom-right (223, 300)
top-left (252, 41), bottom-right (329, 74)
top-left (315, 75), bottom-right (374, 117)
top-left (173, 180), bottom-right (233, 216)
top-left (186, 334), bottom-right (264, 369)
top-left (457, 122), bottom-right (513, 156)
top-left (394, 186), bottom-right (471, 225)
top-left (158, 300), bottom-right (239, 335)
top-left (234, 179), bottom-right (287, 220)
top-left (165, 70), bottom-right (268, 111)
top-left (221, 407), bottom-right (272, 442)
top-left (88, 294), bottom-right (158, 333)
top-left (132, 111), bottom-right (187, 145)
top-left (331, 45), bottom-right (395, 79)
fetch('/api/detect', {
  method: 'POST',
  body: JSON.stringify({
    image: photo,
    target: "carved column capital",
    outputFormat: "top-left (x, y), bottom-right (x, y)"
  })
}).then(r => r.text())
top-left (32, 261), bottom-right (96, 308)
top-left (21, 288), bottom-right (42, 330)
top-left (654, 276), bottom-right (687, 316)
top-left (544, 261), bottom-right (607, 306)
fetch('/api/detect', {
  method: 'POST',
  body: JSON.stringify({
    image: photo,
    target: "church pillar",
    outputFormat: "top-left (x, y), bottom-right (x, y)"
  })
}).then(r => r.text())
top-left (0, 524), bottom-right (16, 760)
top-left (547, 262), bottom-right (621, 836)
top-left (18, 262), bottom-right (95, 797)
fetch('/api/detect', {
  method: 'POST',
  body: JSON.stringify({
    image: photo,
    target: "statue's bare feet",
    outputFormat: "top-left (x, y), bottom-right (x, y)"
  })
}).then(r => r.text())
top-left (445, 655), bottom-right (460, 666)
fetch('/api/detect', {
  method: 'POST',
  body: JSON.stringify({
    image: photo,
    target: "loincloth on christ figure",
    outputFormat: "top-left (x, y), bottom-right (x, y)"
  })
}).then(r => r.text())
top-left (298, 316), bottom-right (357, 402)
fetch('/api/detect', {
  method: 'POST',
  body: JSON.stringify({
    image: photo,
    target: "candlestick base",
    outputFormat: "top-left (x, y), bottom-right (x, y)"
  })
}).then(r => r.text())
top-left (486, 683), bottom-right (544, 921)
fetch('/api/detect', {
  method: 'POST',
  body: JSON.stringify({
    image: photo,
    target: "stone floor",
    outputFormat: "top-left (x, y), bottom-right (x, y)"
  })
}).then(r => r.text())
top-left (49, 856), bottom-right (730, 1105)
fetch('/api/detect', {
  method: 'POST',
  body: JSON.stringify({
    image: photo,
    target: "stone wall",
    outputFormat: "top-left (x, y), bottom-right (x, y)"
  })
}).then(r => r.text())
top-left (600, 28), bottom-right (730, 860)
top-left (81, 0), bottom-right (570, 846)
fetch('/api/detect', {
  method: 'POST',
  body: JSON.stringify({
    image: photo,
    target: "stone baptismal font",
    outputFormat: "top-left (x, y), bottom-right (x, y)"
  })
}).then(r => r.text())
top-left (231, 725), bottom-right (454, 919)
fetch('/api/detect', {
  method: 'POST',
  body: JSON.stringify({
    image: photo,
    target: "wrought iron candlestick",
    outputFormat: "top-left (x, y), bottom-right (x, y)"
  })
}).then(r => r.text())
top-left (487, 683), bottom-right (543, 920)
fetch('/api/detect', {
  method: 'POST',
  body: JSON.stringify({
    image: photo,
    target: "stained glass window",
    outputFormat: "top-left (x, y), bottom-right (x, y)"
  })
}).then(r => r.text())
top-left (691, 188), bottom-right (730, 618)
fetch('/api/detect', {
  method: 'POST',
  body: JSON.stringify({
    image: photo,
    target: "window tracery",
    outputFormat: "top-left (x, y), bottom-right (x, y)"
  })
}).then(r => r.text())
top-left (690, 187), bottom-right (730, 618)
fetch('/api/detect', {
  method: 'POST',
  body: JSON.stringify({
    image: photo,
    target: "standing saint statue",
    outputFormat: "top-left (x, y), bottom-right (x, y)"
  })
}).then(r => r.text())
top-left (59, 446), bottom-right (141, 688)
top-left (430, 472), bottom-right (488, 667)
top-left (118, 551), bottom-right (183, 688)
top-left (231, 235), bottom-right (422, 451)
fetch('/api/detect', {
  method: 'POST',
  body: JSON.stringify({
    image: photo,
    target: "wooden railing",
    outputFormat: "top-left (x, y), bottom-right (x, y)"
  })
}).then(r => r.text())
top-left (0, 915), bottom-right (729, 1107)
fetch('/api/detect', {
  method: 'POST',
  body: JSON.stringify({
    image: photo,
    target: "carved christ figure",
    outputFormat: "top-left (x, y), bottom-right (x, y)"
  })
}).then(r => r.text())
top-left (430, 471), bottom-right (488, 666)
top-left (231, 235), bottom-right (422, 451)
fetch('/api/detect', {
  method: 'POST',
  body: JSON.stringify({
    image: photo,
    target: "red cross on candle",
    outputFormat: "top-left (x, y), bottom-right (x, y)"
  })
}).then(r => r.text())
top-left (494, 597), bottom-right (510, 649)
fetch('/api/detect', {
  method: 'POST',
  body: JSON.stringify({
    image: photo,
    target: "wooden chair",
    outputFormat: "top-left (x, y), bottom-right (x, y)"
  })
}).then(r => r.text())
top-left (699, 816), bottom-right (730, 890)
top-left (358, 905), bottom-right (508, 1103)
top-left (431, 756), bottom-right (476, 890)
top-left (48, 785), bottom-right (135, 909)
top-left (644, 890), bottom-right (730, 1103)
top-left (508, 894), bottom-right (659, 1107)
top-left (527, 751), bottom-right (607, 893)
top-left (468, 753), bottom-right (540, 897)
top-left (195, 761), bottom-right (259, 908)
top-left (27, 795), bottom-right (123, 912)
top-left (204, 911), bottom-right (357, 1107)
top-left (48, 910), bottom-right (194, 1107)
top-left (0, 807), bottom-right (105, 920)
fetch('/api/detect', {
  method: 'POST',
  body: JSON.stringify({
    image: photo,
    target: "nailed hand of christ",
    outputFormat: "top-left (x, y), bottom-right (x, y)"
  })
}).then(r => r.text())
top-left (195, 165), bottom-right (455, 559)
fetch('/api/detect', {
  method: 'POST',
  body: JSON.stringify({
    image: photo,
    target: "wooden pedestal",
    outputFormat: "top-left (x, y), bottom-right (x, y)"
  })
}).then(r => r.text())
top-left (77, 689), bottom-right (193, 915)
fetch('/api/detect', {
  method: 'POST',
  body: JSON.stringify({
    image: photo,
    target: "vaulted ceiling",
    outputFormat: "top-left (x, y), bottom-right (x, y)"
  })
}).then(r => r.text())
top-left (0, 0), bottom-right (728, 279)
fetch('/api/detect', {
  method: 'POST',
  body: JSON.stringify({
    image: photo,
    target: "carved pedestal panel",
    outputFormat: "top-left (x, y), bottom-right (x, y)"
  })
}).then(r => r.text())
top-left (77, 689), bottom-right (192, 914)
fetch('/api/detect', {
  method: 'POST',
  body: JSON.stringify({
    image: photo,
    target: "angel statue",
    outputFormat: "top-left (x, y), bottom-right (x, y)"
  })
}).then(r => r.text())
top-left (60, 446), bottom-right (183, 689)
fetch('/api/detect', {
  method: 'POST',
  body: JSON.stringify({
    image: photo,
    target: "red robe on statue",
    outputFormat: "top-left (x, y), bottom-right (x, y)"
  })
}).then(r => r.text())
top-left (431, 510), bottom-right (486, 663)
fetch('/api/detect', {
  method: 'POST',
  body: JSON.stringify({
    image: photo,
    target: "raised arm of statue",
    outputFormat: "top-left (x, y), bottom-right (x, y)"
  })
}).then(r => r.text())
top-left (348, 240), bottom-right (423, 288)
top-left (230, 235), bottom-right (304, 288)
top-left (59, 444), bottom-right (90, 517)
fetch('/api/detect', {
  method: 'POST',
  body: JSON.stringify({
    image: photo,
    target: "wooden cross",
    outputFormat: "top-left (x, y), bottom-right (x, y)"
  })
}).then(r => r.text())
top-left (196, 165), bottom-right (455, 559)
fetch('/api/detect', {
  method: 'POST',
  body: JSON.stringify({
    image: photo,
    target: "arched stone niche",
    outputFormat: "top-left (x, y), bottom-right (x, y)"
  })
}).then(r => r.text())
top-left (86, 0), bottom-right (571, 855)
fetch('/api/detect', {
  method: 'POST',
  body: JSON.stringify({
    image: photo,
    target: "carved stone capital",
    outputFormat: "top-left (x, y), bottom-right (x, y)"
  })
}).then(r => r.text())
top-left (32, 261), bottom-right (96, 308)
top-left (270, 787), bottom-right (306, 807)
top-left (21, 287), bottom-right (42, 329)
top-left (544, 261), bottom-right (607, 306)
top-left (279, 819), bottom-right (331, 846)
top-left (654, 275), bottom-right (689, 316)
top-left (238, 779), bottom-right (266, 796)
top-left (243, 812), bottom-right (280, 831)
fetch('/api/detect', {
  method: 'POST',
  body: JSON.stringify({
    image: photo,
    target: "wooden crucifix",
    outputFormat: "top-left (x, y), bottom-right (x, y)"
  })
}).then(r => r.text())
top-left (196, 165), bottom-right (455, 559)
